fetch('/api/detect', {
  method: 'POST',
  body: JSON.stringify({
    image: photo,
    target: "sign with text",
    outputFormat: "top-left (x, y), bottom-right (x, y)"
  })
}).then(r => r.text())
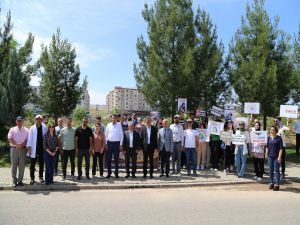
top-left (196, 128), bottom-right (209, 142)
top-left (208, 121), bottom-right (224, 135)
top-left (211, 106), bottom-right (223, 117)
top-left (244, 102), bottom-right (260, 114)
top-left (279, 105), bottom-right (298, 118)
top-left (250, 131), bottom-right (268, 144)
top-left (232, 134), bottom-right (246, 145)
top-left (220, 131), bottom-right (233, 142)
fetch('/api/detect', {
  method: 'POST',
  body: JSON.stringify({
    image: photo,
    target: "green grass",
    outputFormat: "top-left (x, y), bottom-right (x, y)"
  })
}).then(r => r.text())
top-left (285, 148), bottom-right (299, 164)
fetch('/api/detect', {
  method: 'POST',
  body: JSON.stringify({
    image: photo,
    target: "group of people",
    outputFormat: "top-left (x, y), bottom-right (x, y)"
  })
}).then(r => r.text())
top-left (7, 112), bottom-right (300, 191)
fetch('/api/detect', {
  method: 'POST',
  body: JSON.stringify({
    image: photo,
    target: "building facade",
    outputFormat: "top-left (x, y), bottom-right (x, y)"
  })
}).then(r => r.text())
top-left (106, 87), bottom-right (152, 114)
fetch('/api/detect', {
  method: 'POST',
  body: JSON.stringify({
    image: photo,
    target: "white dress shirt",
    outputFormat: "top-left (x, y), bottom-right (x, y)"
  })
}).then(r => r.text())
top-left (146, 126), bottom-right (151, 144)
top-left (170, 123), bottom-right (184, 145)
top-left (105, 122), bottom-right (123, 145)
top-left (129, 131), bottom-right (133, 148)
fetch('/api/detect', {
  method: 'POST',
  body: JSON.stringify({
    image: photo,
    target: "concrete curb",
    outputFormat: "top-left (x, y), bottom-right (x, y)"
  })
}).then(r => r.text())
top-left (0, 180), bottom-right (255, 191)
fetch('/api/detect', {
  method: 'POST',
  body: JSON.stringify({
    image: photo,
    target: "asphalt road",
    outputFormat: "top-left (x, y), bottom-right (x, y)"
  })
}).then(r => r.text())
top-left (0, 184), bottom-right (299, 225)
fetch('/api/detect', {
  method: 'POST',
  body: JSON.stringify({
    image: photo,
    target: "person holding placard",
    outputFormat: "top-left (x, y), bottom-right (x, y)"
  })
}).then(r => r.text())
top-left (250, 122), bottom-right (265, 182)
top-left (234, 121), bottom-right (250, 178)
top-left (295, 119), bottom-right (300, 159)
top-left (223, 120), bottom-right (235, 174)
top-left (274, 116), bottom-right (289, 179)
top-left (266, 126), bottom-right (283, 191)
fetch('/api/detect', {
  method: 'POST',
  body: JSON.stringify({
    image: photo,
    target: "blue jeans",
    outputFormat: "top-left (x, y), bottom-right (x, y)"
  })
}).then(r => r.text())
top-left (235, 145), bottom-right (247, 177)
top-left (44, 151), bottom-right (56, 184)
top-left (185, 148), bottom-right (197, 174)
top-left (107, 141), bottom-right (120, 176)
top-left (268, 157), bottom-right (280, 186)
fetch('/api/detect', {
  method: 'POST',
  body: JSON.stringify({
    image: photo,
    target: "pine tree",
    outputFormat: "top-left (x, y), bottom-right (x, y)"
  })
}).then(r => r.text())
top-left (189, 7), bottom-right (229, 117)
top-left (291, 24), bottom-right (300, 104)
top-left (227, 0), bottom-right (294, 128)
top-left (134, 0), bottom-right (195, 117)
top-left (39, 29), bottom-right (84, 120)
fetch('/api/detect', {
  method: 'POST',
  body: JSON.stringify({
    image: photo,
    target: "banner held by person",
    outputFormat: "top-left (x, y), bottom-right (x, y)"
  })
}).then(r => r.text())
top-left (211, 106), bottom-right (223, 117)
top-left (250, 131), bottom-right (268, 144)
top-left (232, 133), bottom-right (246, 145)
top-left (196, 128), bottom-right (209, 142)
top-left (220, 131), bottom-right (233, 142)
top-left (178, 98), bottom-right (187, 113)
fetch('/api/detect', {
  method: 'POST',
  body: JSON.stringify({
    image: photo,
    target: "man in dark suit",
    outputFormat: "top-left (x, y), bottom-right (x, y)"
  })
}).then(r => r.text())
top-left (158, 119), bottom-right (173, 177)
top-left (141, 116), bottom-right (158, 179)
top-left (123, 122), bottom-right (141, 178)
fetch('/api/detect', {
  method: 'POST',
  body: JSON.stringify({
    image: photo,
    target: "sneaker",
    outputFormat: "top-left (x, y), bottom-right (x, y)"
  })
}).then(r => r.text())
top-left (230, 166), bottom-right (234, 171)
top-left (12, 182), bottom-right (17, 187)
top-left (253, 176), bottom-right (258, 180)
top-left (214, 168), bottom-right (218, 172)
top-left (273, 185), bottom-right (280, 191)
top-left (269, 184), bottom-right (274, 189)
top-left (256, 177), bottom-right (263, 182)
top-left (201, 165), bottom-right (204, 170)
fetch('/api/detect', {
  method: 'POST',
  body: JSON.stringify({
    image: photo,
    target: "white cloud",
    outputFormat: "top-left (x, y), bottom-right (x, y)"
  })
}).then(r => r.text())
top-left (73, 42), bottom-right (113, 68)
top-left (89, 89), bottom-right (107, 105)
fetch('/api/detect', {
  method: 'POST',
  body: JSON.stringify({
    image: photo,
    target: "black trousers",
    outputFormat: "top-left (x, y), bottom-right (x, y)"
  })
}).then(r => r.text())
top-left (92, 152), bottom-right (104, 176)
top-left (78, 149), bottom-right (90, 177)
top-left (224, 145), bottom-right (231, 170)
top-left (181, 151), bottom-right (186, 167)
top-left (210, 140), bottom-right (221, 169)
top-left (143, 145), bottom-right (154, 176)
top-left (62, 149), bottom-right (75, 177)
top-left (125, 148), bottom-right (137, 175)
top-left (253, 157), bottom-right (264, 178)
top-left (160, 148), bottom-right (170, 175)
top-left (296, 133), bottom-right (300, 155)
top-left (55, 151), bottom-right (63, 173)
top-left (281, 147), bottom-right (286, 175)
top-left (30, 149), bottom-right (44, 180)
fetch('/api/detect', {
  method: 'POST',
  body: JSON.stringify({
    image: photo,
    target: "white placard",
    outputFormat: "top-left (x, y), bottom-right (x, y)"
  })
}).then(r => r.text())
top-left (232, 134), bottom-right (245, 145)
top-left (208, 121), bottom-right (224, 135)
top-left (220, 131), bottom-right (233, 142)
top-left (196, 128), bottom-right (209, 142)
top-left (250, 131), bottom-right (268, 144)
top-left (211, 106), bottom-right (223, 117)
top-left (244, 102), bottom-right (260, 114)
top-left (178, 98), bottom-right (187, 113)
top-left (224, 104), bottom-right (235, 121)
top-left (279, 105), bottom-right (298, 118)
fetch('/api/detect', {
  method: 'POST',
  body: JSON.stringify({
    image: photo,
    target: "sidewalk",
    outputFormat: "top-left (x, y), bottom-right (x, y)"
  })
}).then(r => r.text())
top-left (0, 162), bottom-right (299, 191)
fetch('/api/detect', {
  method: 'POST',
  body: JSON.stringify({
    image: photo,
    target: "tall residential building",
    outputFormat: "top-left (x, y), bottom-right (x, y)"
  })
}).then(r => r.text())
top-left (106, 86), bottom-right (152, 114)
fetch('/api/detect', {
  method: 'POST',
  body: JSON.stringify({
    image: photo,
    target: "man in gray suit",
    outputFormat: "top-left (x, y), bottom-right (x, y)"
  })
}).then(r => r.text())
top-left (158, 119), bottom-right (173, 177)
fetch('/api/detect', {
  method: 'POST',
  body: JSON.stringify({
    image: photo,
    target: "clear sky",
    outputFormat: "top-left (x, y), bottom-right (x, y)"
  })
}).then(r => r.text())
top-left (1, 0), bottom-right (299, 105)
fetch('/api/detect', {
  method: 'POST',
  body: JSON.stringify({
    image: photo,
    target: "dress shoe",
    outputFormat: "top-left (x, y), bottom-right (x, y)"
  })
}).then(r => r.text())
top-left (132, 175), bottom-right (136, 178)
top-left (159, 174), bottom-right (164, 177)
top-left (143, 175), bottom-right (146, 179)
top-left (125, 175), bottom-right (129, 178)
top-left (273, 185), bottom-right (280, 191)
top-left (30, 180), bottom-right (35, 185)
top-left (39, 178), bottom-right (45, 183)
top-left (150, 174), bottom-right (153, 179)
top-left (86, 176), bottom-right (91, 180)
top-left (17, 181), bottom-right (24, 187)
top-left (106, 175), bottom-right (111, 179)
top-left (269, 184), bottom-right (274, 189)
top-left (166, 174), bottom-right (169, 178)
top-left (77, 176), bottom-right (82, 180)
top-left (115, 174), bottom-right (119, 178)
top-left (12, 182), bottom-right (17, 187)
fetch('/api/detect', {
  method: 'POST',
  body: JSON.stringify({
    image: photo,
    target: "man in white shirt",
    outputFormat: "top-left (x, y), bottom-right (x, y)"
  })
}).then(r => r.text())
top-left (295, 119), bottom-right (300, 158)
top-left (170, 115), bottom-right (184, 175)
top-left (105, 114), bottom-right (124, 178)
top-left (183, 118), bottom-right (199, 176)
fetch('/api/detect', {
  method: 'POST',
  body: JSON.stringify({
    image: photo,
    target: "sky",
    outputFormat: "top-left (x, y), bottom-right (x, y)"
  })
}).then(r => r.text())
top-left (1, 0), bottom-right (299, 105)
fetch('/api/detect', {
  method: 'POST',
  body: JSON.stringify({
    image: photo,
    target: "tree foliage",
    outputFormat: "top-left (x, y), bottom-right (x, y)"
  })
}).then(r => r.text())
top-left (291, 24), bottom-right (300, 104)
top-left (0, 11), bottom-right (34, 126)
top-left (39, 29), bottom-right (84, 119)
top-left (134, 0), bottom-right (195, 117)
top-left (227, 0), bottom-right (294, 126)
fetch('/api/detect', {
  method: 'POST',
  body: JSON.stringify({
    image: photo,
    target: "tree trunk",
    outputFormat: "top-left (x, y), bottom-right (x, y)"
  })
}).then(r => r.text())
top-left (263, 114), bottom-right (267, 131)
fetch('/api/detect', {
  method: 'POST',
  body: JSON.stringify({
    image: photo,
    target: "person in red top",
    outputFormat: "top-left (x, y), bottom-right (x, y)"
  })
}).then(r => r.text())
top-left (92, 123), bottom-right (106, 178)
top-left (8, 116), bottom-right (29, 187)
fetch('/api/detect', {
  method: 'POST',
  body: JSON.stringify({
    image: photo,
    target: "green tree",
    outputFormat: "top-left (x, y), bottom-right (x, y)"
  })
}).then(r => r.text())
top-left (73, 107), bottom-right (88, 122)
top-left (39, 29), bottom-right (84, 120)
top-left (291, 24), bottom-right (300, 104)
top-left (189, 7), bottom-right (230, 117)
top-left (0, 11), bottom-right (34, 127)
top-left (134, 0), bottom-right (195, 117)
top-left (227, 0), bottom-right (294, 128)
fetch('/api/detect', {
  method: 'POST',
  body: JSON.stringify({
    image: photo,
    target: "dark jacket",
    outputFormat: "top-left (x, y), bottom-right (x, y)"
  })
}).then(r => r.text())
top-left (123, 130), bottom-right (141, 152)
top-left (140, 125), bottom-right (158, 151)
